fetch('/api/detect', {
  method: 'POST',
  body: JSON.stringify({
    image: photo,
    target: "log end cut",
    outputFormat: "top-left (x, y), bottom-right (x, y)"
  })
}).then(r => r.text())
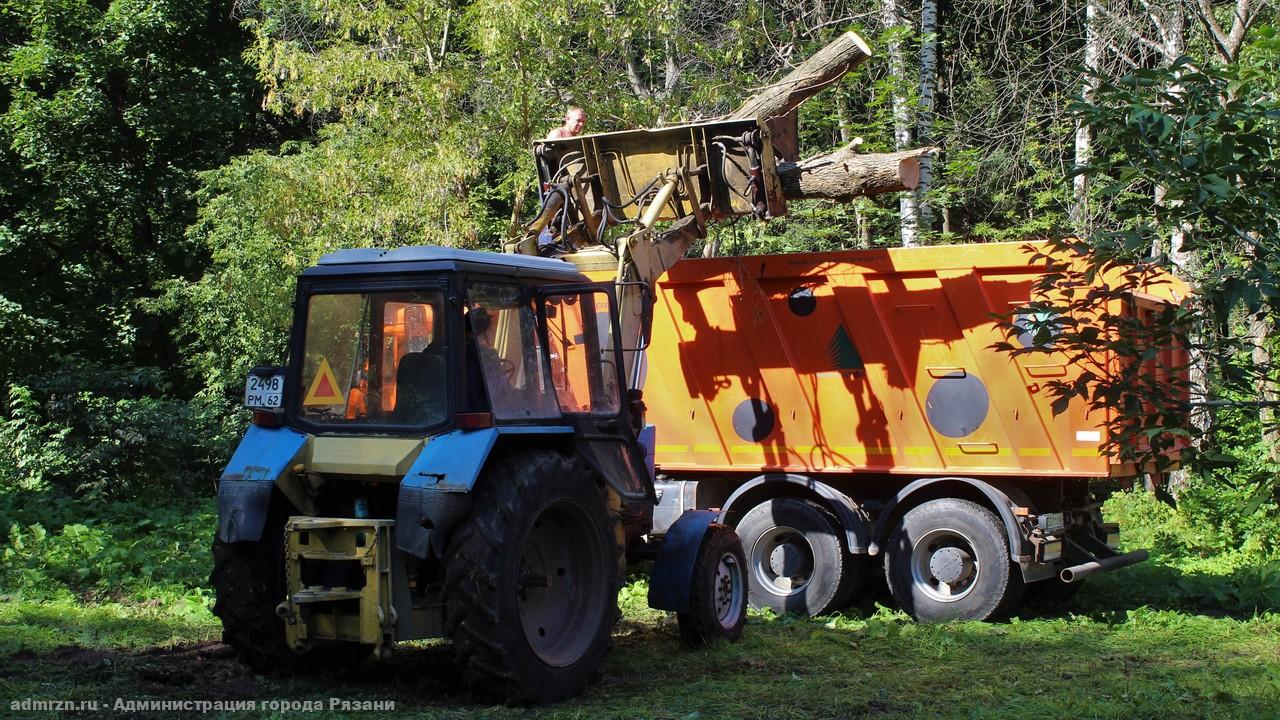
top-left (898, 155), bottom-right (921, 190)
top-left (844, 30), bottom-right (873, 59)
top-left (777, 146), bottom-right (937, 202)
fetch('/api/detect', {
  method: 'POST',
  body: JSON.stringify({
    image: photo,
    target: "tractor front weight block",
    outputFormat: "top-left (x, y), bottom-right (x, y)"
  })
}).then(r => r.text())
top-left (275, 517), bottom-right (397, 657)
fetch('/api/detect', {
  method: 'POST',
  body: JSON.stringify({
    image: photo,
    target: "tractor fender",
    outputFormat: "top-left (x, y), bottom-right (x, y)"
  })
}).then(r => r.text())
top-left (395, 425), bottom-right (576, 559)
top-left (718, 473), bottom-right (871, 554)
top-left (216, 425), bottom-right (309, 543)
top-left (648, 509), bottom-right (722, 613)
top-left (866, 476), bottom-right (1033, 563)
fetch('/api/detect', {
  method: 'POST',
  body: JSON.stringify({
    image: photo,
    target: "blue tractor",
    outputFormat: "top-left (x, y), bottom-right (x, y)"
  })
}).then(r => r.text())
top-left (213, 246), bottom-right (747, 702)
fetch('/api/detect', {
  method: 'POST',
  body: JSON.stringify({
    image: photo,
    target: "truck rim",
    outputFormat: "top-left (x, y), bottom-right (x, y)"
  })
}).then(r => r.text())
top-left (749, 525), bottom-right (814, 597)
top-left (714, 550), bottom-right (746, 628)
top-left (516, 499), bottom-right (607, 667)
top-left (910, 527), bottom-right (980, 603)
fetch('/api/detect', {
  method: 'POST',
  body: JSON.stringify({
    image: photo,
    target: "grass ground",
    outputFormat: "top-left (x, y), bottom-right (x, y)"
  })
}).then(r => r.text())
top-left (1, 491), bottom-right (1278, 719)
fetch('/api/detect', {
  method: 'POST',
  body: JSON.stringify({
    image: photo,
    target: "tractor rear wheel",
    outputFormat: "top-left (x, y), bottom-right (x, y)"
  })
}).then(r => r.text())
top-left (444, 451), bottom-right (621, 703)
top-left (211, 517), bottom-right (371, 671)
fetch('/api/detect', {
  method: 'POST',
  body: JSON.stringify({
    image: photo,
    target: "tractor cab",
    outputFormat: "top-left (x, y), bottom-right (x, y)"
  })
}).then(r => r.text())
top-left (268, 246), bottom-right (627, 435)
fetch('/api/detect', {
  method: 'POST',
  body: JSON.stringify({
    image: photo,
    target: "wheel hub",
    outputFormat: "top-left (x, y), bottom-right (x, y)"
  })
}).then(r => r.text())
top-left (752, 526), bottom-right (814, 596)
top-left (910, 528), bottom-right (981, 603)
top-left (769, 542), bottom-right (808, 577)
top-left (515, 500), bottom-right (607, 667)
top-left (928, 546), bottom-right (972, 585)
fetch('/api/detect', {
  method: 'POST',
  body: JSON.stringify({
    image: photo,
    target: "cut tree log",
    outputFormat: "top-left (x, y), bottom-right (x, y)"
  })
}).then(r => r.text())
top-left (778, 145), bottom-right (937, 201)
top-left (730, 31), bottom-right (873, 121)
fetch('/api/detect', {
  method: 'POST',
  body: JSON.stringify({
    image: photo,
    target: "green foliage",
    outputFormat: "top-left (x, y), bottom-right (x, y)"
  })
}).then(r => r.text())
top-left (0, 364), bottom-right (236, 499)
top-left (1100, 488), bottom-right (1280, 613)
top-left (0, 0), bottom-right (269, 382)
top-left (0, 490), bottom-right (215, 602)
top-left (1002, 33), bottom-right (1280, 479)
top-left (0, 0), bottom-right (284, 504)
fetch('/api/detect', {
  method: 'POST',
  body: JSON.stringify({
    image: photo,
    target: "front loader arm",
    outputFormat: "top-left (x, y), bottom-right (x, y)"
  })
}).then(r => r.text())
top-left (509, 118), bottom-right (792, 390)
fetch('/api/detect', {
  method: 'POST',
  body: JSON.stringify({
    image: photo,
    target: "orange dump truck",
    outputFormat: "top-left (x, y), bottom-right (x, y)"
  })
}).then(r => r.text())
top-left (588, 241), bottom-right (1186, 621)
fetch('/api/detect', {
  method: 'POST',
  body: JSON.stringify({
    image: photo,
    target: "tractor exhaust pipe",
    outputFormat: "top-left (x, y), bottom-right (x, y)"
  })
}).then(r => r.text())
top-left (1059, 549), bottom-right (1149, 583)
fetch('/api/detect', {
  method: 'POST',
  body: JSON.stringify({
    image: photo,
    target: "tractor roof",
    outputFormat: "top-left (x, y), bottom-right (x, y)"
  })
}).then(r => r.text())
top-left (302, 246), bottom-right (586, 282)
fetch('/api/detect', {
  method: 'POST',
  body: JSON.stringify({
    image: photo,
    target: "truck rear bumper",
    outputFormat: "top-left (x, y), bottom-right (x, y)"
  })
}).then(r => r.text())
top-left (1059, 534), bottom-right (1149, 583)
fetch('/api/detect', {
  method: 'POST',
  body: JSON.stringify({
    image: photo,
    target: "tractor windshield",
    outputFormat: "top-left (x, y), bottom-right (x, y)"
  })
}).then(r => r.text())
top-left (297, 289), bottom-right (448, 427)
top-left (466, 282), bottom-right (562, 421)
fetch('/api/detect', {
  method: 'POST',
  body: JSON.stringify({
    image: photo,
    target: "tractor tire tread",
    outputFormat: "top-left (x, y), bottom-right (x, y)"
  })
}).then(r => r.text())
top-left (443, 450), bottom-right (622, 703)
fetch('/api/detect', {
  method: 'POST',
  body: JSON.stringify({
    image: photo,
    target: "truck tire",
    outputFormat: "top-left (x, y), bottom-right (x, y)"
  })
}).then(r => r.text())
top-left (211, 521), bottom-right (371, 671)
top-left (677, 523), bottom-right (748, 647)
top-left (884, 498), bottom-right (1024, 622)
top-left (737, 497), bottom-right (861, 616)
top-left (444, 451), bottom-right (621, 703)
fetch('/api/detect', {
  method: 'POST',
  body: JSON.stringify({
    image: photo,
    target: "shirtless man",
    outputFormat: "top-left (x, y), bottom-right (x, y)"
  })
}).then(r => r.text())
top-left (547, 106), bottom-right (586, 139)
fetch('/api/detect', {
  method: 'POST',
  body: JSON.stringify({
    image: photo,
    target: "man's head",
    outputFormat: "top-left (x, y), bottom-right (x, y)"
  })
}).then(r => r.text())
top-left (563, 106), bottom-right (586, 136)
top-left (469, 307), bottom-right (494, 343)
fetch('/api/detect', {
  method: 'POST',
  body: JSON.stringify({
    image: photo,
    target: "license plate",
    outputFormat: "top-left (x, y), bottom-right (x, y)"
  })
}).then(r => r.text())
top-left (245, 373), bottom-right (285, 410)
top-left (1038, 512), bottom-right (1065, 535)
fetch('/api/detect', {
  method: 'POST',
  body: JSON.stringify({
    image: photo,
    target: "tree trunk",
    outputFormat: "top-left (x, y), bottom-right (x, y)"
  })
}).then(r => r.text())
top-left (1195, 0), bottom-right (1261, 63)
top-left (1250, 312), bottom-right (1280, 463)
top-left (915, 0), bottom-right (938, 235)
top-left (729, 31), bottom-right (872, 121)
top-left (881, 0), bottom-right (918, 246)
top-left (1072, 0), bottom-right (1098, 232)
top-left (777, 146), bottom-right (935, 201)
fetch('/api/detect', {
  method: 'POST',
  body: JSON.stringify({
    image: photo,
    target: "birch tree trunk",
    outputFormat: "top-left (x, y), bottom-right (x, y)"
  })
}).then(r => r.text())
top-left (915, 0), bottom-right (937, 235)
top-left (1072, 0), bottom-right (1099, 232)
top-left (882, 0), bottom-right (918, 246)
top-left (1141, 3), bottom-right (1201, 495)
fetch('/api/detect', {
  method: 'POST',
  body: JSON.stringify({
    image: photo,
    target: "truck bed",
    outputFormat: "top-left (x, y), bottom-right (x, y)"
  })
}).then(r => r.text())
top-left (635, 241), bottom-right (1183, 479)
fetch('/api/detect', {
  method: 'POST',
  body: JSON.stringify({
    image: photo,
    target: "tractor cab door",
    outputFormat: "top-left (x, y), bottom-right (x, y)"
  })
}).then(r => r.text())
top-left (538, 283), bottom-right (654, 504)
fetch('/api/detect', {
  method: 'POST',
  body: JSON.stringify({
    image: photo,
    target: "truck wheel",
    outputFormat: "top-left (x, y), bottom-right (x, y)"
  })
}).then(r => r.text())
top-left (444, 451), bottom-right (621, 703)
top-left (737, 497), bottom-right (860, 616)
top-left (211, 524), bottom-right (370, 671)
top-left (884, 498), bottom-right (1024, 622)
top-left (677, 523), bottom-right (748, 647)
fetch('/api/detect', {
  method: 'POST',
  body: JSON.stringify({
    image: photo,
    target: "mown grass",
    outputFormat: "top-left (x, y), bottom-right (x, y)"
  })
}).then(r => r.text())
top-left (1, 488), bottom-right (1278, 719)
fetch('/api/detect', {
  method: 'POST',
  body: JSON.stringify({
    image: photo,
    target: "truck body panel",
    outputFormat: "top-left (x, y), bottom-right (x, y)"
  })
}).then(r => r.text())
top-left (626, 241), bottom-right (1184, 480)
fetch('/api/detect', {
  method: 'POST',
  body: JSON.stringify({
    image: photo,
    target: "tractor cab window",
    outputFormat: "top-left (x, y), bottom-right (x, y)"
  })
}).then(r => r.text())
top-left (543, 290), bottom-right (621, 415)
top-left (467, 283), bottom-right (561, 421)
top-left (298, 289), bottom-right (447, 427)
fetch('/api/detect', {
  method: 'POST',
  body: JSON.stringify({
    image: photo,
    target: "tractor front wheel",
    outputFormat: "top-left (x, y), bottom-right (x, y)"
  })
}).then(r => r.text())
top-left (444, 451), bottom-right (621, 703)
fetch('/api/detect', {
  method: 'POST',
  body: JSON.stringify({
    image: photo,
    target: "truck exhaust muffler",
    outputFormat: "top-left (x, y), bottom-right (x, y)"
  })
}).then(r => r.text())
top-left (1059, 549), bottom-right (1149, 583)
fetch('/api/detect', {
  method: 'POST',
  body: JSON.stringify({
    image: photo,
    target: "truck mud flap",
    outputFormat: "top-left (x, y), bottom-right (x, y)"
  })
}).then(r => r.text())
top-left (395, 428), bottom-right (499, 558)
top-left (394, 486), bottom-right (472, 559)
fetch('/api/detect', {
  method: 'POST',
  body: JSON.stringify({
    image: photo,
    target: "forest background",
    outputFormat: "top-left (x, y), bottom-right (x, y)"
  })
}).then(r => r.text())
top-left (1, 0), bottom-right (1279, 692)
